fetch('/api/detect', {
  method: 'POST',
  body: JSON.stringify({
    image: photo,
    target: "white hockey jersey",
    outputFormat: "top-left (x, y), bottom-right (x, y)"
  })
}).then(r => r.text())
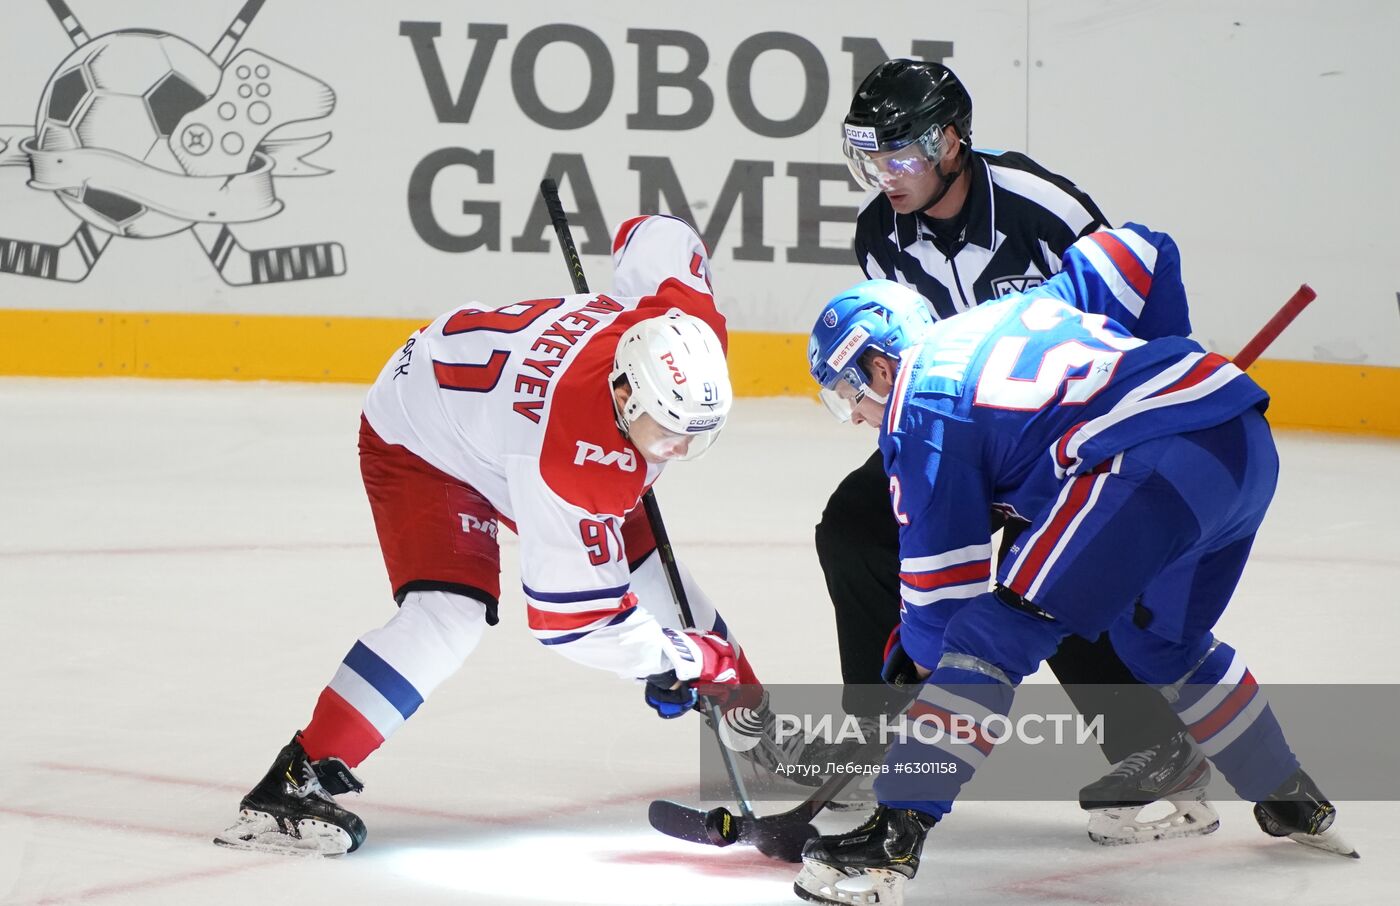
top-left (362, 215), bottom-right (725, 679)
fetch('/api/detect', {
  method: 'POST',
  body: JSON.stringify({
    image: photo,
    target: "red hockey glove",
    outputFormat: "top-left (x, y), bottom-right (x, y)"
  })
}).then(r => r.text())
top-left (645, 629), bottom-right (739, 719)
top-left (665, 628), bottom-right (739, 687)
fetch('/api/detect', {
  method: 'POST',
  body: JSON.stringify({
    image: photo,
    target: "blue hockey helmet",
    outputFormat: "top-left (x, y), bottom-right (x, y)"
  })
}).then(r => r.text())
top-left (808, 280), bottom-right (934, 421)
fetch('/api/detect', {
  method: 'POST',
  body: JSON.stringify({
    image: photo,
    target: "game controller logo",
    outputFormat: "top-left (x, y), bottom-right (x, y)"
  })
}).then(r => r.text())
top-left (0, 0), bottom-right (344, 285)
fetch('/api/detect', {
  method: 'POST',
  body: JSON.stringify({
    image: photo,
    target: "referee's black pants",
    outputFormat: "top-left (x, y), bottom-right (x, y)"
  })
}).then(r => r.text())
top-left (815, 450), bottom-right (1187, 765)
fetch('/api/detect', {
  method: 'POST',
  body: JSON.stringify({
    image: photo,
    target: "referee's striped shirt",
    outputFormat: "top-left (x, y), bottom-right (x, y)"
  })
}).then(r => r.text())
top-left (854, 150), bottom-right (1108, 320)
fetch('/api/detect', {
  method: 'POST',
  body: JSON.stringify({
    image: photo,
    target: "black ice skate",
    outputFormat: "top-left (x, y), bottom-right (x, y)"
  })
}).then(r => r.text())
top-left (1079, 730), bottom-right (1220, 845)
top-left (213, 734), bottom-right (368, 856)
top-left (1254, 767), bottom-right (1358, 859)
top-left (794, 805), bottom-right (935, 906)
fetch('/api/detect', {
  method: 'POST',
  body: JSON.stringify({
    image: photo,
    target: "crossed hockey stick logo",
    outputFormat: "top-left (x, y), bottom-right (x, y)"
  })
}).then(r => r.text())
top-left (0, 0), bottom-right (345, 285)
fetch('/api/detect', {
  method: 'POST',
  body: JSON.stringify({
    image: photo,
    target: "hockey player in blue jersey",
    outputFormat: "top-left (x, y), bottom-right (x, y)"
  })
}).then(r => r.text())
top-left (793, 226), bottom-right (1355, 905)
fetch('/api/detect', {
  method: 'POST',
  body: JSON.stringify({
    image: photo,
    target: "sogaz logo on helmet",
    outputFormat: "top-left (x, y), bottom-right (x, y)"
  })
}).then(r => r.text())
top-left (843, 124), bottom-right (879, 152)
top-left (822, 308), bottom-right (839, 328)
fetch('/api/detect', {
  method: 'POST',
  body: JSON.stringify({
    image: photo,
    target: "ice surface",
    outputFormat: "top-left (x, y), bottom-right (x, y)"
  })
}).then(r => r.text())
top-left (1, 378), bottom-right (1395, 905)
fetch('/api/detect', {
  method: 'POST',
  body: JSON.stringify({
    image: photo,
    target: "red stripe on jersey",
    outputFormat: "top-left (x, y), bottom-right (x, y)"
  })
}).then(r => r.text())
top-left (613, 216), bottom-right (649, 253)
top-left (1055, 421), bottom-right (1088, 468)
top-left (300, 687), bottom-right (386, 769)
top-left (900, 560), bottom-right (990, 591)
top-left (886, 349), bottom-right (918, 432)
top-left (907, 700), bottom-right (995, 756)
top-left (1149, 352), bottom-right (1231, 399)
top-left (1007, 472), bottom-right (1098, 596)
top-left (527, 592), bottom-right (637, 631)
top-left (1087, 231), bottom-right (1152, 299)
top-left (1188, 671), bottom-right (1259, 743)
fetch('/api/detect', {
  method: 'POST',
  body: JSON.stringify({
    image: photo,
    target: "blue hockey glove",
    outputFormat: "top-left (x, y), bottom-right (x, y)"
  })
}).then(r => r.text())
top-left (881, 625), bottom-right (925, 688)
top-left (644, 669), bottom-right (699, 718)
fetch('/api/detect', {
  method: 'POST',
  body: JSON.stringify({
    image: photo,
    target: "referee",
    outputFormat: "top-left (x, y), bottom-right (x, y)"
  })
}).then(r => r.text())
top-left (819, 59), bottom-right (1218, 844)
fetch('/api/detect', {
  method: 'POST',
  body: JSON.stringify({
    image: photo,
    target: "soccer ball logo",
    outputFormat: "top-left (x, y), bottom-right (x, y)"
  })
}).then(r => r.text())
top-left (0, 0), bottom-right (344, 285)
top-left (37, 31), bottom-right (222, 238)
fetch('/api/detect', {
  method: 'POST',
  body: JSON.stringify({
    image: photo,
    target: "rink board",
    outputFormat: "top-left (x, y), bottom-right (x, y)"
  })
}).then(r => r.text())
top-left (1, 308), bottom-right (1396, 435)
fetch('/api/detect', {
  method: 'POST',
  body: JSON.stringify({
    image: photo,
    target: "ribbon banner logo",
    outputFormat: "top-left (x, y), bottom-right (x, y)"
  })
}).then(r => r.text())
top-left (0, 0), bottom-right (345, 285)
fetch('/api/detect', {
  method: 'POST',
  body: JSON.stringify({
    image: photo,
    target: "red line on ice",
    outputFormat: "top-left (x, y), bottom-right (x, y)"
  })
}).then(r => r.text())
top-left (34, 761), bottom-right (690, 826)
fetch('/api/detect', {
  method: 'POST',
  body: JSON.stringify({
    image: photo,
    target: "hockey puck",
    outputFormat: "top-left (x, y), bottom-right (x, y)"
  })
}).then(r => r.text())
top-left (703, 807), bottom-right (739, 846)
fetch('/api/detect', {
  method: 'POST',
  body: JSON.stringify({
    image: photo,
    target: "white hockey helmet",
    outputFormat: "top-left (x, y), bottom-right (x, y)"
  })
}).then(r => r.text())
top-left (611, 310), bottom-right (731, 461)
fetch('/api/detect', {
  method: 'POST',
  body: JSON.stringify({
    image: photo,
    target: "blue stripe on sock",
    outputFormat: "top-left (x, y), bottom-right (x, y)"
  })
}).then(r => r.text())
top-left (344, 641), bottom-right (424, 720)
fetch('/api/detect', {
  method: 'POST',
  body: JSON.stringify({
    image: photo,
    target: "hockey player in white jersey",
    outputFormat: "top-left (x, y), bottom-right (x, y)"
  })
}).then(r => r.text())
top-left (214, 215), bottom-right (759, 856)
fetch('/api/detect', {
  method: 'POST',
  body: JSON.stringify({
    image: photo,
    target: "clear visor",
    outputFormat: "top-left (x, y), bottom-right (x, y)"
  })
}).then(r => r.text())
top-left (817, 369), bottom-right (869, 423)
top-left (628, 411), bottom-right (723, 462)
top-left (842, 136), bottom-right (938, 192)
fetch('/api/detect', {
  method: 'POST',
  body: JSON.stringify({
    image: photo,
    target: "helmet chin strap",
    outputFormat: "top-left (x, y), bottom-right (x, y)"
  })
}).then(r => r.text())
top-left (915, 141), bottom-right (969, 214)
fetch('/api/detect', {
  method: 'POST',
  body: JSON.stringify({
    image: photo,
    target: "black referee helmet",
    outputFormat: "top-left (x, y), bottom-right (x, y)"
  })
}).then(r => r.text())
top-left (843, 59), bottom-right (973, 155)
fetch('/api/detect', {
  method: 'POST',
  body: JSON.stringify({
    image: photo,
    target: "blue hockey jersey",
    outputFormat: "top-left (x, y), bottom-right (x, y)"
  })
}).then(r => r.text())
top-left (884, 226), bottom-right (1268, 664)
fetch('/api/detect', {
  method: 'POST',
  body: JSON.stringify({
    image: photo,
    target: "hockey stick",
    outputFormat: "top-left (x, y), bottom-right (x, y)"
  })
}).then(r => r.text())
top-left (648, 767), bottom-right (850, 863)
top-left (537, 178), bottom-right (792, 851)
top-left (647, 282), bottom-right (1326, 862)
top-left (44, 0), bottom-right (91, 47)
top-left (210, 0), bottom-right (268, 66)
top-left (1233, 284), bottom-right (1316, 370)
top-left (0, 223), bottom-right (112, 282)
top-left (192, 223), bottom-right (345, 285)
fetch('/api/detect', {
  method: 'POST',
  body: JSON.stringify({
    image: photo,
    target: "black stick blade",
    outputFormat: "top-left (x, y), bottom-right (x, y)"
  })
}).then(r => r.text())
top-left (648, 800), bottom-right (739, 847)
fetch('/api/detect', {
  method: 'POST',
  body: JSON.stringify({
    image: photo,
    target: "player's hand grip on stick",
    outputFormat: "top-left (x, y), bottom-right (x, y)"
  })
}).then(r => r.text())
top-left (880, 625), bottom-right (923, 688)
top-left (645, 630), bottom-right (740, 718)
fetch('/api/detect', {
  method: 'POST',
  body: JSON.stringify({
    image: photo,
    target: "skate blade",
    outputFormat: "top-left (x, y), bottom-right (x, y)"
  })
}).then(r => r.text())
top-left (1087, 798), bottom-right (1221, 846)
top-left (825, 800), bottom-right (874, 813)
top-left (794, 861), bottom-right (905, 906)
top-left (1286, 827), bottom-right (1360, 859)
top-left (213, 810), bottom-right (352, 857)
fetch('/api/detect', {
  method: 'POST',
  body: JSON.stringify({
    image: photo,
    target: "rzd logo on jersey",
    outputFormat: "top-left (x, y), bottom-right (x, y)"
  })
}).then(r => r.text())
top-left (459, 514), bottom-right (498, 538)
top-left (574, 441), bottom-right (637, 472)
